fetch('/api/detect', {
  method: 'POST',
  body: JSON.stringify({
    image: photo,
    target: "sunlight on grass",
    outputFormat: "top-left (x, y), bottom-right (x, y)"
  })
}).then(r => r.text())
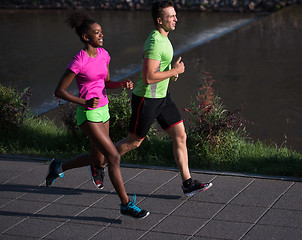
top-left (1, 82), bottom-right (301, 177)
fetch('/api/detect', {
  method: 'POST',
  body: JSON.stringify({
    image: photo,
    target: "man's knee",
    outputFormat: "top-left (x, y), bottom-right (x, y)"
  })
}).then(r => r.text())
top-left (130, 140), bottom-right (142, 150)
top-left (173, 130), bottom-right (187, 144)
top-left (126, 134), bottom-right (144, 150)
top-left (180, 132), bottom-right (187, 143)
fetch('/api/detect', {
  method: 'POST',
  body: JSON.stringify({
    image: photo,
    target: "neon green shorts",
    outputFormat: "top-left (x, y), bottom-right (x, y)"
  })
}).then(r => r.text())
top-left (76, 104), bottom-right (110, 126)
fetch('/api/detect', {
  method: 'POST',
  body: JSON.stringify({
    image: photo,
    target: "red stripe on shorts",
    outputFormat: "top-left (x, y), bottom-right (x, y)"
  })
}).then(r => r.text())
top-left (134, 97), bottom-right (145, 135)
top-left (164, 120), bottom-right (183, 131)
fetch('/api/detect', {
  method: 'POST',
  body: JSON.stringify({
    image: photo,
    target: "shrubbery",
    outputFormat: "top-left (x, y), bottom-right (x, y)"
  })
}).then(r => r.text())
top-left (184, 73), bottom-right (248, 150)
top-left (1, 79), bottom-right (301, 177)
top-left (184, 73), bottom-right (249, 168)
top-left (0, 83), bottom-right (31, 127)
top-left (108, 89), bottom-right (132, 143)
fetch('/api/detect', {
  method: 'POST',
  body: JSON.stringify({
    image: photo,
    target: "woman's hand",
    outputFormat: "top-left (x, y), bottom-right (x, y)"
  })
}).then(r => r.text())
top-left (85, 97), bottom-right (100, 108)
top-left (121, 79), bottom-right (133, 90)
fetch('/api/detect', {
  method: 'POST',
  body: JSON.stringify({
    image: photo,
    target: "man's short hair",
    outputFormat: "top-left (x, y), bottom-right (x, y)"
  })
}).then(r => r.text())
top-left (151, 0), bottom-right (174, 26)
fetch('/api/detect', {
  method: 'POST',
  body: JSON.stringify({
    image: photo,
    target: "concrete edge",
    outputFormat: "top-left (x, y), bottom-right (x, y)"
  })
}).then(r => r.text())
top-left (1, 154), bottom-right (301, 182)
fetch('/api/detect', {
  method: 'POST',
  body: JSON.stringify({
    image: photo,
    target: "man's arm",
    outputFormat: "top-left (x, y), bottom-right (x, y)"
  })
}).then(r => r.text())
top-left (142, 57), bottom-right (185, 85)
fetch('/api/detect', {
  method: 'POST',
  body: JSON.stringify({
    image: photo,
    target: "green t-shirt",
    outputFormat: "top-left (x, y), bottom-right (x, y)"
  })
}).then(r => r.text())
top-left (133, 30), bottom-right (173, 98)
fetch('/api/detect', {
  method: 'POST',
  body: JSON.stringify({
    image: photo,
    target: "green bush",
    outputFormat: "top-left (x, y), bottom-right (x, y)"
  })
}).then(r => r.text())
top-left (184, 73), bottom-right (247, 151)
top-left (1, 82), bottom-right (301, 177)
top-left (57, 101), bottom-right (88, 149)
top-left (0, 83), bottom-right (31, 127)
top-left (108, 89), bottom-right (132, 142)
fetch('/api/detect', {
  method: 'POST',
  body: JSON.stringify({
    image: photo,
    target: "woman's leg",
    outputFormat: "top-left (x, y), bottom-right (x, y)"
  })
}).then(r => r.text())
top-left (62, 121), bottom-right (109, 172)
top-left (46, 120), bottom-right (149, 217)
top-left (89, 121), bottom-right (108, 189)
top-left (77, 121), bottom-right (129, 205)
top-left (90, 120), bottom-right (109, 168)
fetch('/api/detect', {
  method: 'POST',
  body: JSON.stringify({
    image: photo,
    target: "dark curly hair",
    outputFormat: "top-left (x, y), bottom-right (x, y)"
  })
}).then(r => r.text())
top-left (66, 11), bottom-right (97, 42)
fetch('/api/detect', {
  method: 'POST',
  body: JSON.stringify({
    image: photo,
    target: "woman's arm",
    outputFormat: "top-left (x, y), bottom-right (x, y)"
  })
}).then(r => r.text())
top-left (105, 65), bottom-right (133, 90)
top-left (105, 79), bottom-right (133, 89)
top-left (55, 69), bottom-right (99, 108)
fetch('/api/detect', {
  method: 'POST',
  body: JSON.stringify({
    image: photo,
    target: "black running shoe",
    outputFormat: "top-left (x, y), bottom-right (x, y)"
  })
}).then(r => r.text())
top-left (182, 180), bottom-right (213, 196)
top-left (45, 159), bottom-right (64, 187)
top-left (89, 165), bottom-right (105, 189)
top-left (120, 195), bottom-right (150, 219)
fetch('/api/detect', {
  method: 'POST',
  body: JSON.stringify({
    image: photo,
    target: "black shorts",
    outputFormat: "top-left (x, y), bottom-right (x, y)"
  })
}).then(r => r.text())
top-left (129, 92), bottom-right (183, 139)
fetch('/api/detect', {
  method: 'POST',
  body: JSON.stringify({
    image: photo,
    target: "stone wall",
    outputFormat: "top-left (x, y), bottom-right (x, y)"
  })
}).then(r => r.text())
top-left (0, 0), bottom-right (300, 12)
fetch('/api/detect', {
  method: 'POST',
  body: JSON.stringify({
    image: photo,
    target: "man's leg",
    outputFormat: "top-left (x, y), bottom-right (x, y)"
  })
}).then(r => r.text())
top-left (166, 122), bottom-right (191, 182)
top-left (116, 94), bottom-right (159, 156)
top-left (164, 110), bottom-right (213, 196)
top-left (115, 133), bottom-right (144, 156)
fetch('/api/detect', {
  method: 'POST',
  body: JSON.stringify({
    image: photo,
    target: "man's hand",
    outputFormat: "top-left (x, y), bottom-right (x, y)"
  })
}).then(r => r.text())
top-left (173, 57), bottom-right (185, 75)
top-left (171, 74), bottom-right (179, 82)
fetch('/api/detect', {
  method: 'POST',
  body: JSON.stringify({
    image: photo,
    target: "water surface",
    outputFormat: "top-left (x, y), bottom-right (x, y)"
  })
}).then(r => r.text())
top-left (1, 6), bottom-right (301, 152)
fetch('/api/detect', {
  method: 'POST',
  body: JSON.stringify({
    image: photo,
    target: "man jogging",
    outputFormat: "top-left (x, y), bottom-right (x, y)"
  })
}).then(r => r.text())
top-left (116, 0), bottom-right (213, 196)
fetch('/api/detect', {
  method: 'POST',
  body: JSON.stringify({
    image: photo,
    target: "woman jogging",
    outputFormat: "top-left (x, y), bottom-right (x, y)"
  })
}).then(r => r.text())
top-left (45, 11), bottom-right (149, 219)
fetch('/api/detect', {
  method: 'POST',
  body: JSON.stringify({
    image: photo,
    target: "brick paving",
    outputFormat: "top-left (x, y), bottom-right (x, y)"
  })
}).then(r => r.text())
top-left (1, 156), bottom-right (302, 240)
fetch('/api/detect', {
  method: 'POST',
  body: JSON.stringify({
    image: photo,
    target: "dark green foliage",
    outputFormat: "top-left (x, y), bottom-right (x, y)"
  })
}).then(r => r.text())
top-left (108, 89), bottom-right (132, 142)
top-left (0, 83), bottom-right (31, 128)
top-left (1, 82), bottom-right (301, 177)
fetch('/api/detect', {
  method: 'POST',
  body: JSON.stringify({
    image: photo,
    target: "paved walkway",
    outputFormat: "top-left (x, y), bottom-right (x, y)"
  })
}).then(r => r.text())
top-left (0, 156), bottom-right (302, 240)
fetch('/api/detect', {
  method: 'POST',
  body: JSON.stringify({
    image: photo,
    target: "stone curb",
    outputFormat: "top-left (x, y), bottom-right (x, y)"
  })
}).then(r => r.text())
top-left (1, 154), bottom-right (301, 182)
